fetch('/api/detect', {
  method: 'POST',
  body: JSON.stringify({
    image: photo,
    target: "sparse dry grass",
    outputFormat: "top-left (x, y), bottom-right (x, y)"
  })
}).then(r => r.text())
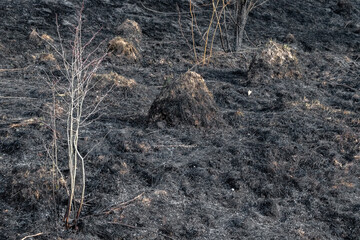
top-left (40, 33), bottom-right (54, 43)
top-left (248, 40), bottom-right (302, 82)
top-left (29, 29), bottom-right (54, 45)
top-left (291, 98), bottom-right (355, 116)
top-left (38, 53), bottom-right (56, 62)
top-left (263, 40), bottom-right (298, 66)
top-left (9, 117), bottom-right (42, 128)
top-left (93, 71), bottom-right (137, 89)
top-left (117, 19), bottom-right (142, 45)
top-left (108, 37), bottom-right (139, 61)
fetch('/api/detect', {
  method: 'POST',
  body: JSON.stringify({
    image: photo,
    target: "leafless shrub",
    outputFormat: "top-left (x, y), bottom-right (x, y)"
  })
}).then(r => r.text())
top-left (38, 2), bottom-right (107, 228)
top-left (189, 0), bottom-right (270, 64)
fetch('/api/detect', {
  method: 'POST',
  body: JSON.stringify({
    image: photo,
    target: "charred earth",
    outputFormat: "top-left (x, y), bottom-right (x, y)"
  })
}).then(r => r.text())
top-left (0, 0), bottom-right (359, 239)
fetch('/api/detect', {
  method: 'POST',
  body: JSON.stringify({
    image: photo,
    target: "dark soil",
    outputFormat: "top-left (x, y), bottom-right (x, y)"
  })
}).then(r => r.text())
top-left (0, 0), bottom-right (359, 239)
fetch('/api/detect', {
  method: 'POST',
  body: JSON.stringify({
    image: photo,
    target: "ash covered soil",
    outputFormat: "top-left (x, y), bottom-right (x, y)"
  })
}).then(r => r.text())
top-left (0, 0), bottom-right (360, 239)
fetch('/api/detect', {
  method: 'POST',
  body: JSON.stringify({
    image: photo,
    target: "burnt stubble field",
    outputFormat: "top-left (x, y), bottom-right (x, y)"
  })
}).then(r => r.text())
top-left (0, 0), bottom-right (359, 239)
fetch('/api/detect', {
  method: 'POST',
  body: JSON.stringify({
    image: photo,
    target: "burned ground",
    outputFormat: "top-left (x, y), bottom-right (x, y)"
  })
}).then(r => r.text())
top-left (0, 0), bottom-right (359, 239)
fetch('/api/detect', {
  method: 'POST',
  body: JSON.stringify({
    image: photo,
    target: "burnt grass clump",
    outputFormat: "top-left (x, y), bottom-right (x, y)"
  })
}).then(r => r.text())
top-left (0, 0), bottom-right (360, 239)
top-left (148, 71), bottom-right (223, 127)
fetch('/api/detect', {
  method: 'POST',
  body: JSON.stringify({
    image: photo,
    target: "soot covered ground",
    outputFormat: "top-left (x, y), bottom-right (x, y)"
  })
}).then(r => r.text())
top-left (0, 0), bottom-right (359, 239)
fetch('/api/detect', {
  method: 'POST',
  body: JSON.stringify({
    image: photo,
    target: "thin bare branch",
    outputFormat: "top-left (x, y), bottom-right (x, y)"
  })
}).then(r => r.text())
top-left (21, 232), bottom-right (44, 240)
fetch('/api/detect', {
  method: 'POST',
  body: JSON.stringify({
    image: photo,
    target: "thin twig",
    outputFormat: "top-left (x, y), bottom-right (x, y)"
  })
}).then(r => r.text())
top-left (104, 192), bottom-right (145, 214)
top-left (210, 0), bottom-right (231, 59)
top-left (0, 65), bottom-right (32, 72)
top-left (328, 83), bottom-right (358, 92)
top-left (177, 4), bottom-right (192, 52)
top-left (82, 130), bottom-right (112, 159)
top-left (21, 232), bottom-right (44, 240)
top-left (0, 96), bottom-right (38, 100)
top-left (202, 0), bottom-right (218, 64)
top-left (222, 0), bottom-right (231, 52)
top-left (154, 144), bottom-right (197, 148)
top-left (189, 0), bottom-right (198, 62)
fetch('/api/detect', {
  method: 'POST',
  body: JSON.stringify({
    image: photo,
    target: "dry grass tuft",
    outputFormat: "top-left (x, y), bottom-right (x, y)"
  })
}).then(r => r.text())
top-left (29, 29), bottom-right (41, 44)
top-left (10, 118), bottom-right (42, 128)
top-left (40, 33), bottom-right (54, 43)
top-left (248, 40), bottom-right (302, 84)
top-left (94, 71), bottom-right (137, 89)
top-left (108, 37), bottom-right (139, 61)
top-left (37, 53), bottom-right (60, 70)
top-left (29, 29), bottom-right (54, 46)
top-left (117, 19), bottom-right (142, 46)
top-left (93, 72), bottom-right (138, 97)
top-left (38, 53), bottom-right (56, 62)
